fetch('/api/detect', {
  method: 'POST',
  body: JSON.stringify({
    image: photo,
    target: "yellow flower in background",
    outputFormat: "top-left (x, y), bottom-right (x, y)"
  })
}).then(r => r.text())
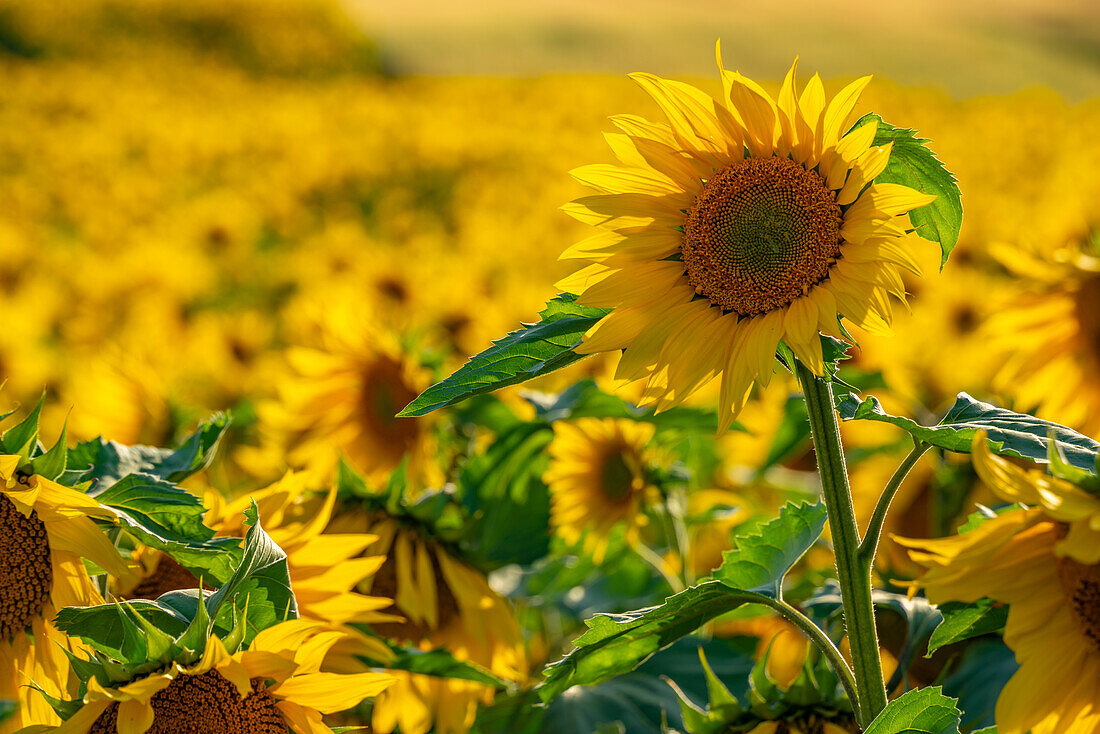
top-left (986, 237), bottom-right (1100, 437)
top-left (897, 434), bottom-right (1100, 734)
top-left (44, 621), bottom-right (394, 734)
top-left (0, 458), bottom-right (134, 732)
top-left (544, 417), bottom-right (659, 561)
top-left (243, 295), bottom-right (442, 489)
top-left (559, 47), bottom-right (935, 431)
top-left (337, 514), bottom-right (527, 734)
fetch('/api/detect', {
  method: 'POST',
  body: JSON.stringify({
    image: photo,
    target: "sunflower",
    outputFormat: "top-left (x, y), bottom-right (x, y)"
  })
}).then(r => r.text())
top-left (0, 456), bottom-right (134, 732)
top-left (242, 294), bottom-right (442, 489)
top-left (896, 433), bottom-right (1100, 734)
top-left (39, 621), bottom-right (395, 734)
top-left (337, 512), bottom-right (527, 734)
top-left (543, 417), bottom-right (659, 562)
top-left (558, 47), bottom-right (936, 431)
top-left (986, 236), bottom-right (1100, 437)
top-left (123, 472), bottom-right (396, 635)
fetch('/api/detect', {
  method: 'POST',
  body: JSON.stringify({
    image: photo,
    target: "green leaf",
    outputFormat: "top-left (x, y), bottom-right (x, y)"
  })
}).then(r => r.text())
top-left (92, 474), bottom-right (241, 585)
top-left (202, 503), bottom-right (297, 644)
top-left (0, 700), bottom-right (15, 723)
top-left (836, 392), bottom-right (1100, 477)
top-left (713, 501), bottom-right (827, 599)
top-left (538, 580), bottom-right (771, 703)
top-left (70, 413), bottom-right (230, 488)
top-left (852, 113), bottom-right (963, 267)
top-left (863, 686), bottom-right (961, 734)
top-left (926, 600), bottom-right (1008, 656)
top-left (398, 294), bottom-right (608, 417)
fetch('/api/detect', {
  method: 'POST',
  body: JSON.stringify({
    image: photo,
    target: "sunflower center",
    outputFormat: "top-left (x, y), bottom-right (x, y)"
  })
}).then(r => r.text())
top-left (0, 493), bottom-right (53, 641)
top-left (126, 554), bottom-right (204, 601)
top-left (89, 672), bottom-right (287, 734)
top-left (600, 451), bottom-right (639, 504)
top-left (682, 156), bottom-right (842, 316)
top-left (1056, 554), bottom-right (1100, 651)
top-left (369, 541), bottom-right (461, 640)
top-left (1074, 275), bottom-right (1100, 363)
top-left (357, 357), bottom-right (420, 460)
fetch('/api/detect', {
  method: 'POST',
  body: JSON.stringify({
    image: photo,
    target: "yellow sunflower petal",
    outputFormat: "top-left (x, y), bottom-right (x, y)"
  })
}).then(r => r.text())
top-left (273, 672), bottom-right (396, 714)
top-left (115, 698), bottom-right (155, 734)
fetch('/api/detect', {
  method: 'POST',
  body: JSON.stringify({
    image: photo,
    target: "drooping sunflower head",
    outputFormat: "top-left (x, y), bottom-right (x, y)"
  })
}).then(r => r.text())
top-left (543, 417), bottom-right (658, 561)
top-left (560, 48), bottom-right (936, 429)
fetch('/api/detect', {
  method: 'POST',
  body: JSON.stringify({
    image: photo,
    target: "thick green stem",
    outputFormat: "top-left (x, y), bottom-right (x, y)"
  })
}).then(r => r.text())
top-left (794, 361), bottom-right (887, 726)
top-left (858, 441), bottom-right (931, 567)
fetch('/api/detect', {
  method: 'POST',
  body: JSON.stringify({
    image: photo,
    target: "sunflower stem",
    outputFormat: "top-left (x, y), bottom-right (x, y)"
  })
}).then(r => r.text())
top-left (635, 541), bottom-right (685, 594)
top-left (794, 360), bottom-right (887, 726)
top-left (858, 441), bottom-right (931, 568)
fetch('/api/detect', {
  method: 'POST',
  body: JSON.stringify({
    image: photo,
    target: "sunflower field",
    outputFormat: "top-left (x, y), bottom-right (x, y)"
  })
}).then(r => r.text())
top-left (1, 1), bottom-right (1099, 733)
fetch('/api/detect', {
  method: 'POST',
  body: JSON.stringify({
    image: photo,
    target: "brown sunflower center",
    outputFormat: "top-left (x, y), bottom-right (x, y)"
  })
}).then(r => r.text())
top-left (1056, 554), bottom-right (1100, 651)
top-left (682, 156), bottom-right (842, 317)
top-left (89, 672), bottom-right (287, 734)
top-left (0, 493), bottom-right (53, 640)
top-left (1074, 275), bottom-right (1100, 363)
top-left (357, 357), bottom-right (420, 460)
top-left (600, 450), bottom-right (640, 504)
top-left (369, 541), bottom-right (461, 640)
top-left (126, 555), bottom-right (204, 601)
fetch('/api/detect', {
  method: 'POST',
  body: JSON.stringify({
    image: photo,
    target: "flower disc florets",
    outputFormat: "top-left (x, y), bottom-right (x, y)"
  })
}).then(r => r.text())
top-left (0, 492), bottom-right (52, 640)
top-left (683, 157), bottom-right (842, 316)
top-left (1056, 555), bottom-right (1100, 652)
top-left (88, 671), bottom-right (286, 734)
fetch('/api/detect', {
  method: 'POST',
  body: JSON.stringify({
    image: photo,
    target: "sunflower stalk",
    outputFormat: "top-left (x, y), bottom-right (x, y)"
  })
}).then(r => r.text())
top-left (794, 360), bottom-right (888, 726)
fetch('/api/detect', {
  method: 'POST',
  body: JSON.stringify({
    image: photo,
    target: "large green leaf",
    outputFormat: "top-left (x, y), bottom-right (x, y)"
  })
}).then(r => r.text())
top-left (926, 600), bottom-right (1008, 656)
top-left (852, 113), bottom-right (963, 266)
top-left (538, 581), bottom-right (770, 703)
top-left (399, 294), bottom-right (608, 417)
top-left (836, 392), bottom-right (1100, 477)
top-left (713, 501), bottom-right (827, 599)
top-left (69, 413), bottom-right (230, 488)
top-left (92, 474), bottom-right (241, 585)
top-left (383, 647), bottom-right (510, 689)
top-left (864, 687), bottom-right (961, 734)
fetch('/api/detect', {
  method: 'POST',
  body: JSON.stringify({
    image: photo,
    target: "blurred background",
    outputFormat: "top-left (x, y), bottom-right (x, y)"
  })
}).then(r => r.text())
top-left (0, 0), bottom-right (1098, 480)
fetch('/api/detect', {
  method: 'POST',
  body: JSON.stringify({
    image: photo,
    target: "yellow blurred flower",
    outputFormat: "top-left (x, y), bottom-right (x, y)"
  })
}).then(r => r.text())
top-left (897, 433), bottom-right (1100, 734)
top-left (338, 513), bottom-right (527, 734)
top-left (544, 417), bottom-right (659, 562)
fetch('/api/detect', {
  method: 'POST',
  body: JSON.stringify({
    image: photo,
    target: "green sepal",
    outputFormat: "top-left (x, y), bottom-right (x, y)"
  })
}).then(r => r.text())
top-left (1, 392), bottom-right (44, 459)
top-left (125, 602), bottom-right (179, 664)
top-left (398, 294), bottom-right (608, 417)
top-left (698, 647), bottom-right (739, 712)
top-left (29, 417), bottom-right (67, 480)
top-left (24, 681), bottom-right (83, 722)
top-left (175, 586), bottom-right (214, 659)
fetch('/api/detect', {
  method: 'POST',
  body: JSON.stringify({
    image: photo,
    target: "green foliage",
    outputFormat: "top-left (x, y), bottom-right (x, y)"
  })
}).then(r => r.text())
top-left (863, 687), bottom-right (961, 734)
top-left (926, 600), bottom-right (1008, 656)
top-left (375, 646), bottom-right (510, 689)
top-left (399, 294), bottom-right (608, 417)
top-left (851, 113), bottom-right (964, 267)
top-left (0, 393), bottom-right (44, 459)
top-left (836, 391), bottom-right (1100, 476)
top-left (713, 501), bottom-right (827, 599)
top-left (941, 639), bottom-right (1016, 732)
top-left (67, 412), bottom-right (230, 487)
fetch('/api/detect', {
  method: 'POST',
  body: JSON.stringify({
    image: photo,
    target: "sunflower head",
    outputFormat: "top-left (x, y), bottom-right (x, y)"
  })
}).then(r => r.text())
top-left (671, 646), bottom-right (854, 734)
top-left (543, 417), bottom-right (659, 561)
top-left (560, 48), bottom-right (938, 429)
